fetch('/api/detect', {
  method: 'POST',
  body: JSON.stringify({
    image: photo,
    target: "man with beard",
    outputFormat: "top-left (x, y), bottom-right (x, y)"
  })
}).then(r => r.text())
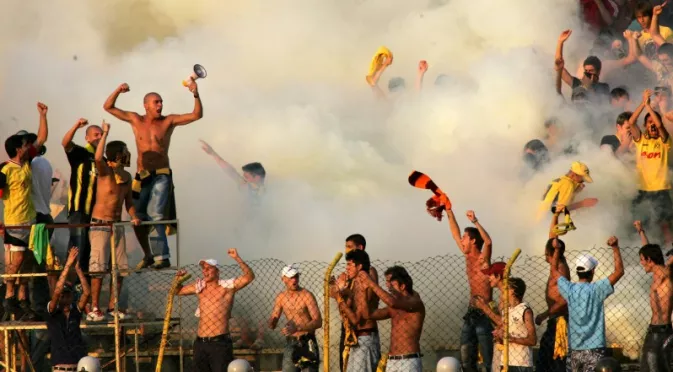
top-left (269, 264), bottom-right (322, 372)
top-left (61, 118), bottom-right (103, 272)
top-left (629, 89), bottom-right (673, 243)
top-left (104, 81), bottom-right (203, 269)
top-left (174, 249), bottom-right (255, 371)
top-left (0, 102), bottom-right (48, 320)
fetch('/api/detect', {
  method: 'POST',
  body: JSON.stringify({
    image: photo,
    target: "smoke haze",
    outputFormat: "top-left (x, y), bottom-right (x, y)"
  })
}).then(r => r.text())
top-left (0, 0), bottom-right (646, 265)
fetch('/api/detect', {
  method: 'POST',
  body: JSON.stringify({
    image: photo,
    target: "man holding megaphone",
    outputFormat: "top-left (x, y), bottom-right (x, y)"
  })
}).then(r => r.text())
top-left (103, 77), bottom-right (203, 269)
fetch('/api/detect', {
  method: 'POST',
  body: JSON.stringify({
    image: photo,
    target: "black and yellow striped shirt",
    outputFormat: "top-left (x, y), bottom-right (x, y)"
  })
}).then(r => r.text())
top-left (66, 144), bottom-right (98, 217)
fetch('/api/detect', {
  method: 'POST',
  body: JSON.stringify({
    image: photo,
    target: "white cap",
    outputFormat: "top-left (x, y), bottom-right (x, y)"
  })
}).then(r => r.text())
top-left (199, 259), bottom-right (218, 268)
top-left (281, 264), bottom-right (299, 278)
top-left (575, 254), bottom-right (598, 272)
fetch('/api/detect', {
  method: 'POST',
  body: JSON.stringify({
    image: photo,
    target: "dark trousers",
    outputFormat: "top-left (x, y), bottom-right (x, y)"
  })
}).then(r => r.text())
top-left (339, 326), bottom-right (345, 372)
top-left (641, 324), bottom-right (673, 372)
top-left (536, 315), bottom-right (567, 372)
top-left (193, 335), bottom-right (234, 372)
top-left (67, 212), bottom-right (91, 273)
top-left (460, 307), bottom-right (494, 372)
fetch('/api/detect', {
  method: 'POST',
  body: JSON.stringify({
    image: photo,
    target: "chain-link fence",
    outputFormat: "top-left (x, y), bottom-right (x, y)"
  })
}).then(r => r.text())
top-left (0, 220), bottom-right (661, 371)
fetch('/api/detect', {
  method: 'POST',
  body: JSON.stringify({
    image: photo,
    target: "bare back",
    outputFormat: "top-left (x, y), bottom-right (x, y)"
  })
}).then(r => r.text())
top-left (91, 168), bottom-right (131, 221)
top-left (466, 250), bottom-right (492, 302)
top-left (130, 116), bottom-right (174, 171)
top-left (197, 283), bottom-right (235, 337)
top-left (545, 257), bottom-right (570, 316)
top-left (277, 288), bottom-right (319, 337)
top-left (650, 269), bottom-right (673, 325)
top-left (389, 292), bottom-right (425, 355)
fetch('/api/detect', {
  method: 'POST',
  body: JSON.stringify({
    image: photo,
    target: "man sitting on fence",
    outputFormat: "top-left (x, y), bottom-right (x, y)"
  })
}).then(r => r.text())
top-left (633, 220), bottom-right (673, 372)
top-left (174, 249), bottom-right (255, 372)
top-left (360, 266), bottom-right (425, 372)
top-left (440, 208), bottom-right (494, 372)
top-left (86, 122), bottom-right (141, 322)
top-left (47, 247), bottom-right (91, 372)
top-left (268, 264), bottom-right (322, 372)
top-left (554, 236), bottom-right (624, 371)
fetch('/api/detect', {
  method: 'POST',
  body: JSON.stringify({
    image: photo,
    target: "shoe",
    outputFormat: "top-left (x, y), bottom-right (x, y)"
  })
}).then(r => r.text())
top-left (135, 257), bottom-right (154, 270)
top-left (2, 297), bottom-right (18, 321)
top-left (107, 309), bottom-right (128, 320)
top-left (150, 260), bottom-right (171, 270)
top-left (18, 300), bottom-right (37, 321)
top-left (86, 308), bottom-right (105, 322)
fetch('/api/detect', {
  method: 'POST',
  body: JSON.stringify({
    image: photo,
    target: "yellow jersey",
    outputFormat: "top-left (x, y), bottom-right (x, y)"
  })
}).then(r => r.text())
top-left (0, 161), bottom-right (36, 225)
top-left (634, 135), bottom-right (671, 191)
top-left (638, 26), bottom-right (673, 59)
top-left (538, 176), bottom-right (580, 219)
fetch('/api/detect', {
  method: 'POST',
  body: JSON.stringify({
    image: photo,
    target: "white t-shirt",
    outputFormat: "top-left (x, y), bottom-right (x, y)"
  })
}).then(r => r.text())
top-left (31, 156), bottom-right (53, 215)
top-left (502, 302), bottom-right (533, 367)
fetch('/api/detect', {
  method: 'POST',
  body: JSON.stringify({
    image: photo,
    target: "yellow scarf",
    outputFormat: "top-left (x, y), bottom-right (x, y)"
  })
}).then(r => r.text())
top-left (554, 317), bottom-right (568, 359)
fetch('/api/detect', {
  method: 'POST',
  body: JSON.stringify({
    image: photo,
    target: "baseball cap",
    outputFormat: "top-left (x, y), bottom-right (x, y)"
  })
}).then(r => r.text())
top-left (481, 262), bottom-right (506, 276)
top-left (199, 259), bottom-right (218, 268)
top-left (281, 264), bottom-right (299, 278)
top-left (575, 254), bottom-right (598, 272)
top-left (570, 161), bottom-right (593, 183)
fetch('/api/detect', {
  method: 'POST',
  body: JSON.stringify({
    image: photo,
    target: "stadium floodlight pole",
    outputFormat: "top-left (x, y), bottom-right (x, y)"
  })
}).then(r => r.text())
top-left (502, 248), bottom-right (521, 372)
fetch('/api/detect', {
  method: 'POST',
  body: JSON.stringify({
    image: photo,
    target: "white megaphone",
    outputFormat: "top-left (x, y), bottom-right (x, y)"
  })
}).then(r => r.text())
top-left (182, 64), bottom-right (207, 87)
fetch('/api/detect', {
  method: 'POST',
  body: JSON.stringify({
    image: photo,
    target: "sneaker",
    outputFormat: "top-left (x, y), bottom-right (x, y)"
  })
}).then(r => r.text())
top-left (2, 297), bottom-right (18, 321)
top-left (86, 308), bottom-right (105, 322)
top-left (150, 259), bottom-right (171, 270)
top-left (107, 309), bottom-right (128, 320)
top-left (135, 257), bottom-right (154, 270)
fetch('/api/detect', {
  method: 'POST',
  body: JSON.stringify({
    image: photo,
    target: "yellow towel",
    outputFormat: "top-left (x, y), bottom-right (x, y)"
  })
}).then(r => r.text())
top-left (28, 224), bottom-right (55, 270)
top-left (376, 353), bottom-right (388, 372)
top-left (553, 317), bottom-right (568, 359)
top-left (366, 46), bottom-right (393, 84)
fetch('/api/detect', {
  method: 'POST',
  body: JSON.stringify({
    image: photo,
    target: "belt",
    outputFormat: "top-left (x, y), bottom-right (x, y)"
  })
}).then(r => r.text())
top-left (355, 328), bottom-right (378, 336)
top-left (196, 333), bottom-right (231, 343)
top-left (91, 217), bottom-right (119, 224)
top-left (649, 324), bottom-right (673, 333)
top-left (53, 366), bottom-right (78, 372)
top-left (389, 353), bottom-right (423, 360)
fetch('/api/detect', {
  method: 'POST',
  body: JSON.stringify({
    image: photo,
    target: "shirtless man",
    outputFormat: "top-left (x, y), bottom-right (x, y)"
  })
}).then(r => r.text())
top-left (269, 264), bottom-right (322, 372)
top-left (440, 208), bottom-right (493, 372)
top-left (175, 249), bottom-right (254, 372)
top-left (535, 207), bottom-right (571, 372)
top-left (633, 220), bottom-right (673, 372)
top-left (360, 266), bottom-right (425, 372)
top-left (103, 81), bottom-right (203, 269)
top-left (333, 249), bottom-right (380, 372)
top-left (86, 122), bottom-right (141, 322)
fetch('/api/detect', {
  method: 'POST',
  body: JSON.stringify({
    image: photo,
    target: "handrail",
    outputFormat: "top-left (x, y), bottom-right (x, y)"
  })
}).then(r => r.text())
top-left (1, 219), bottom-right (179, 230)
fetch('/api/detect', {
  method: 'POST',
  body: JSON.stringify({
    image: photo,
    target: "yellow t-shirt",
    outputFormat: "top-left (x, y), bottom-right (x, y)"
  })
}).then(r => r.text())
top-left (634, 135), bottom-right (672, 191)
top-left (638, 26), bottom-right (673, 59)
top-left (1, 161), bottom-right (36, 225)
top-left (539, 176), bottom-right (579, 218)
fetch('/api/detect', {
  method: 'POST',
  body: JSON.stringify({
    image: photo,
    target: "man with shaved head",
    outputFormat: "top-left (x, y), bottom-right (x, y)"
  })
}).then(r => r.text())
top-left (104, 81), bottom-right (203, 269)
top-left (61, 118), bottom-right (104, 272)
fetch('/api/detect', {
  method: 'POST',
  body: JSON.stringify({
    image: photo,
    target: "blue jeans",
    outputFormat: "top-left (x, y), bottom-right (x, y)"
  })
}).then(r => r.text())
top-left (67, 211), bottom-right (91, 272)
top-left (133, 173), bottom-right (171, 261)
top-left (460, 307), bottom-right (494, 372)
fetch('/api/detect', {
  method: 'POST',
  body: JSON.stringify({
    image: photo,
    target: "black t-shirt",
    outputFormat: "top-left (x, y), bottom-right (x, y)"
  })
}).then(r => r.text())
top-left (46, 303), bottom-right (87, 365)
top-left (571, 77), bottom-right (610, 103)
top-left (66, 144), bottom-right (98, 217)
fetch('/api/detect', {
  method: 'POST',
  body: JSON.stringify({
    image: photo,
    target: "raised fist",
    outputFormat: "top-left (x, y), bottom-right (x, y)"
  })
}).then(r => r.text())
top-left (37, 102), bottom-right (48, 115)
top-left (466, 210), bottom-right (477, 223)
top-left (607, 236), bottom-right (619, 247)
top-left (227, 248), bottom-right (240, 259)
top-left (418, 60), bottom-right (428, 73)
top-left (118, 83), bottom-right (130, 93)
top-left (634, 220), bottom-right (643, 232)
top-left (76, 118), bottom-right (88, 128)
top-left (102, 120), bottom-right (110, 133)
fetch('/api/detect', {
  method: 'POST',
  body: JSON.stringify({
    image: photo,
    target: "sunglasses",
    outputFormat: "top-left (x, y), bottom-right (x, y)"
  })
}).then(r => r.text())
top-left (584, 71), bottom-right (597, 78)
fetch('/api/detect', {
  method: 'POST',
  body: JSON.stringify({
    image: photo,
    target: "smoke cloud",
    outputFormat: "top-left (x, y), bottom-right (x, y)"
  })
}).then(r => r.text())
top-left (0, 0), bottom-right (645, 265)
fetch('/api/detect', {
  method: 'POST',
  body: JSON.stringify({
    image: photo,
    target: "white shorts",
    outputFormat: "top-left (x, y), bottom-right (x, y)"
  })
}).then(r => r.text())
top-left (386, 357), bottom-right (422, 372)
top-left (4, 221), bottom-right (33, 252)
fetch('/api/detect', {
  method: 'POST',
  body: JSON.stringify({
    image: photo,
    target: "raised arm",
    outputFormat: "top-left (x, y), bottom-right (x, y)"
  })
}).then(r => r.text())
top-left (593, 0), bottom-right (616, 27)
top-left (550, 238), bottom-right (563, 278)
top-left (358, 271), bottom-right (423, 312)
top-left (606, 236), bottom-right (625, 286)
top-left (48, 248), bottom-right (78, 313)
top-left (415, 61), bottom-right (428, 92)
top-left (103, 83), bottom-right (140, 123)
top-left (445, 209), bottom-right (467, 254)
top-left (228, 249), bottom-right (255, 291)
top-left (467, 210), bottom-right (492, 266)
top-left (199, 140), bottom-right (242, 182)
top-left (634, 220), bottom-right (650, 245)
top-left (61, 119), bottom-right (89, 152)
top-left (175, 270), bottom-right (197, 296)
top-left (555, 30), bottom-right (575, 87)
top-left (366, 56), bottom-right (391, 100)
top-left (268, 294), bottom-right (284, 330)
top-left (548, 206), bottom-right (563, 239)
top-left (645, 97), bottom-right (669, 141)
top-left (650, 3), bottom-right (668, 46)
top-left (94, 122), bottom-right (110, 176)
top-left (629, 90), bottom-right (651, 141)
top-left (554, 57), bottom-right (564, 97)
top-left (168, 82), bottom-right (203, 126)
top-left (35, 102), bottom-right (49, 148)
top-left (76, 258), bottom-right (90, 311)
